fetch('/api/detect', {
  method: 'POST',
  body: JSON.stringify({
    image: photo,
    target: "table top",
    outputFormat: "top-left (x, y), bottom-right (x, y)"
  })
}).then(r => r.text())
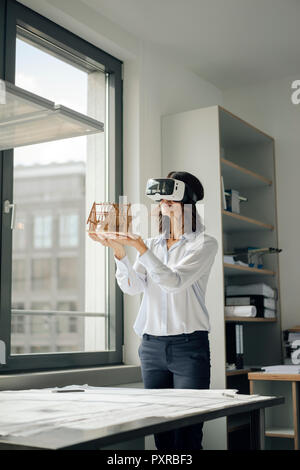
top-left (0, 387), bottom-right (284, 450)
top-left (248, 372), bottom-right (300, 381)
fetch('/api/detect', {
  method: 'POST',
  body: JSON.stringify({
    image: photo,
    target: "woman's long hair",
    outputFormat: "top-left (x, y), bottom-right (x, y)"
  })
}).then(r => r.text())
top-left (158, 171), bottom-right (204, 236)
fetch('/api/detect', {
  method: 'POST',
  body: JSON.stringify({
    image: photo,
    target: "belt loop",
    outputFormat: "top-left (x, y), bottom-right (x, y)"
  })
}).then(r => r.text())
top-left (185, 335), bottom-right (189, 342)
top-left (145, 334), bottom-right (149, 340)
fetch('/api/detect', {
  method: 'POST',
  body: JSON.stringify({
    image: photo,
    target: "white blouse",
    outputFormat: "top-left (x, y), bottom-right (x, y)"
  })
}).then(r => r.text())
top-left (114, 229), bottom-right (218, 337)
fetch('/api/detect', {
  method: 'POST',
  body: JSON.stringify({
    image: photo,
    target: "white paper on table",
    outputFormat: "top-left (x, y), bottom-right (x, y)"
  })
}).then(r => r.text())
top-left (0, 386), bottom-right (272, 437)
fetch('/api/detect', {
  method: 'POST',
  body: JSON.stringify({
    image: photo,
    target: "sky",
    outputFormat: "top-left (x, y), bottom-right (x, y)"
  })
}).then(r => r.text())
top-left (14, 37), bottom-right (99, 166)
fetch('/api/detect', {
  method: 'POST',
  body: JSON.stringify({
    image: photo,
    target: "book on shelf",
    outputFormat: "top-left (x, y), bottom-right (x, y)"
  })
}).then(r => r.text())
top-left (221, 176), bottom-right (227, 210)
top-left (226, 295), bottom-right (276, 317)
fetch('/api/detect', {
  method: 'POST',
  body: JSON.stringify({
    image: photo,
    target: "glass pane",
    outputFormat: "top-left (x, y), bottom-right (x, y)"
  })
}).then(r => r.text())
top-left (11, 33), bottom-right (109, 355)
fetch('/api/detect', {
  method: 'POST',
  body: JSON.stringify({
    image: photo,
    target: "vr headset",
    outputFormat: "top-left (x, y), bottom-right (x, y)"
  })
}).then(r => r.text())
top-left (145, 178), bottom-right (199, 203)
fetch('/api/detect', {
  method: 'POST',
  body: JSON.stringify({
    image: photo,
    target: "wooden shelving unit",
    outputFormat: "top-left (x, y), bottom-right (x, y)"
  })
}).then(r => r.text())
top-left (226, 368), bottom-right (252, 376)
top-left (225, 317), bottom-right (276, 323)
top-left (223, 263), bottom-right (275, 276)
top-left (265, 427), bottom-right (295, 439)
top-left (219, 107), bottom-right (282, 450)
top-left (222, 210), bottom-right (274, 232)
top-left (221, 157), bottom-right (272, 189)
top-left (249, 373), bottom-right (300, 450)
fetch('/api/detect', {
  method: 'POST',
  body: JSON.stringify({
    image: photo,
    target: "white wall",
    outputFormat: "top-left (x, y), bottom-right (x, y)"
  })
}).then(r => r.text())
top-left (223, 75), bottom-right (300, 330)
top-left (19, 0), bottom-right (223, 366)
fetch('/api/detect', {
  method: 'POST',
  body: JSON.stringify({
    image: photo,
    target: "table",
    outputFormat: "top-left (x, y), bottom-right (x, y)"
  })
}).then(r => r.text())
top-left (0, 387), bottom-right (284, 450)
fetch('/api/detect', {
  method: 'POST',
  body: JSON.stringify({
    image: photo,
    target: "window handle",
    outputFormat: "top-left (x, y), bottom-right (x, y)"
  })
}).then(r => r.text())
top-left (3, 199), bottom-right (16, 229)
top-left (0, 340), bottom-right (6, 365)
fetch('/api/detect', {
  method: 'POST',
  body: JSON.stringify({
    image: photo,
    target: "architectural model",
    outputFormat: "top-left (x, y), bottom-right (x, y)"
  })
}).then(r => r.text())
top-left (86, 202), bottom-right (133, 234)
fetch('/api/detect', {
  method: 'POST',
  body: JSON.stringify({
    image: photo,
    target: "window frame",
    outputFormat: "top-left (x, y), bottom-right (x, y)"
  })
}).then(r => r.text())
top-left (0, 0), bottom-right (123, 372)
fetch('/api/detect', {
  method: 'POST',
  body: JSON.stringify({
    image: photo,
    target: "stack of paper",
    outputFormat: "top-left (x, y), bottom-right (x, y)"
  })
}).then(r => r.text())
top-left (264, 309), bottom-right (276, 318)
top-left (261, 365), bottom-right (300, 374)
top-left (225, 305), bottom-right (256, 317)
top-left (0, 386), bottom-right (270, 438)
top-left (226, 283), bottom-right (277, 318)
top-left (226, 283), bottom-right (276, 298)
top-left (288, 332), bottom-right (300, 343)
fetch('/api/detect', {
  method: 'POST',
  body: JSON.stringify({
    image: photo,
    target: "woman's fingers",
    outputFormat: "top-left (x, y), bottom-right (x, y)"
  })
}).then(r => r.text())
top-left (88, 232), bottom-right (99, 242)
top-left (88, 231), bottom-right (140, 249)
top-left (113, 234), bottom-right (140, 247)
top-left (113, 236), bottom-right (133, 246)
top-left (88, 232), bottom-right (109, 246)
top-left (97, 234), bottom-right (110, 246)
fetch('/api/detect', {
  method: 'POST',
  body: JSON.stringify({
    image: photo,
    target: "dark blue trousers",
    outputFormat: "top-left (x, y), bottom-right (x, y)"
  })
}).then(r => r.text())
top-left (138, 330), bottom-right (210, 451)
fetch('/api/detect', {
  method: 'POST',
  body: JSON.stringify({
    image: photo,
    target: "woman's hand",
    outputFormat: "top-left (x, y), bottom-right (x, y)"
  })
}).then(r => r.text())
top-left (88, 232), bottom-right (126, 260)
top-left (113, 234), bottom-right (148, 256)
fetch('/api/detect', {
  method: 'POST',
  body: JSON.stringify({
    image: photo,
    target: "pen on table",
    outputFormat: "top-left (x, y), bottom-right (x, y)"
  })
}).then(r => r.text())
top-left (222, 391), bottom-right (260, 399)
top-left (222, 391), bottom-right (237, 399)
top-left (52, 389), bottom-right (86, 393)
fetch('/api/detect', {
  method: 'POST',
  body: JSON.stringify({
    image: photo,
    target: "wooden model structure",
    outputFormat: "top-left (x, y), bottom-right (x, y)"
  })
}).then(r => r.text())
top-left (87, 202), bottom-right (133, 234)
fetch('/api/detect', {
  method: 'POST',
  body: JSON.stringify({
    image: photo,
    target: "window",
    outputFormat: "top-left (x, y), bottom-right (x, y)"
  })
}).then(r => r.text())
top-left (31, 259), bottom-right (52, 291)
top-left (11, 302), bottom-right (25, 310)
top-left (57, 258), bottom-right (78, 290)
top-left (30, 302), bottom-right (52, 310)
top-left (59, 214), bottom-right (79, 247)
top-left (30, 346), bottom-right (51, 353)
top-left (55, 316), bottom-right (76, 334)
top-left (11, 346), bottom-right (25, 354)
top-left (12, 259), bottom-right (26, 290)
top-left (68, 317), bottom-right (78, 334)
top-left (33, 215), bottom-right (52, 249)
top-left (30, 315), bottom-right (51, 335)
top-left (57, 301), bottom-right (77, 311)
top-left (0, 0), bottom-right (123, 371)
top-left (12, 213), bottom-right (26, 251)
top-left (11, 315), bottom-right (25, 334)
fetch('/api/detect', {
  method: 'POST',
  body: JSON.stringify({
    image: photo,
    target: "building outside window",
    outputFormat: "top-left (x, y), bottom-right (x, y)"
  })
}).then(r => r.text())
top-left (30, 316), bottom-right (51, 336)
top-left (12, 259), bottom-right (26, 291)
top-left (11, 346), bottom-right (25, 354)
top-left (57, 258), bottom-right (78, 290)
top-left (68, 317), bottom-right (78, 334)
top-left (59, 214), bottom-right (79, 247)
top-left (57, 301), bottom-right (77, 312)
top-left (11, 315), bottom-right (25, 334)
top-left (33, 215), bottom-right (52, 249)
top-left (30, 302), bottom-right (52, 335)
top-left (30, 346), bottom-right (51, 353)
top-left (31, 259), bottom-right (52, 291)
top-left (12, 213), bottom-right (26, 251)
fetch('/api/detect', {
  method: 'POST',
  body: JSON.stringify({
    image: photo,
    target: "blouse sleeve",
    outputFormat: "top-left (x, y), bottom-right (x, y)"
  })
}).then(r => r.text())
top-left (114, 244), bottom-right (149, 296)
top-left (138, 235), bottom-right (218, 294)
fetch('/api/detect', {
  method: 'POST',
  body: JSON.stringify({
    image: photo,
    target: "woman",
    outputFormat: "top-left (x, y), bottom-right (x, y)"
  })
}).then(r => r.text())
top-left (89, 171), bottom-right (218, 450)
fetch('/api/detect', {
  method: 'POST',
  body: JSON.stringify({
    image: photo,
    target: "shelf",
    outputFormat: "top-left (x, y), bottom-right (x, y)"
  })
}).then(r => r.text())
top-left (222, 210), bottom-right (274, 232)
top-left (286, 326), bottom-right (300, 333)
top-left (224, 263), bottom-right (275, 276)
top-left (225, 317), bottom-right (277, 323)
top-left (226, 368), bottom-right (252, 376)
top-left (265, 427), bottom-right (295, 438)
top-left (248, 372), bottom-right (300, 382)
top-left (221, 157), bottom-right (272, 189)
top-left (0, 79), bottom-right (104, 150)
top-left (219, 106), bottom-right (274, 146)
